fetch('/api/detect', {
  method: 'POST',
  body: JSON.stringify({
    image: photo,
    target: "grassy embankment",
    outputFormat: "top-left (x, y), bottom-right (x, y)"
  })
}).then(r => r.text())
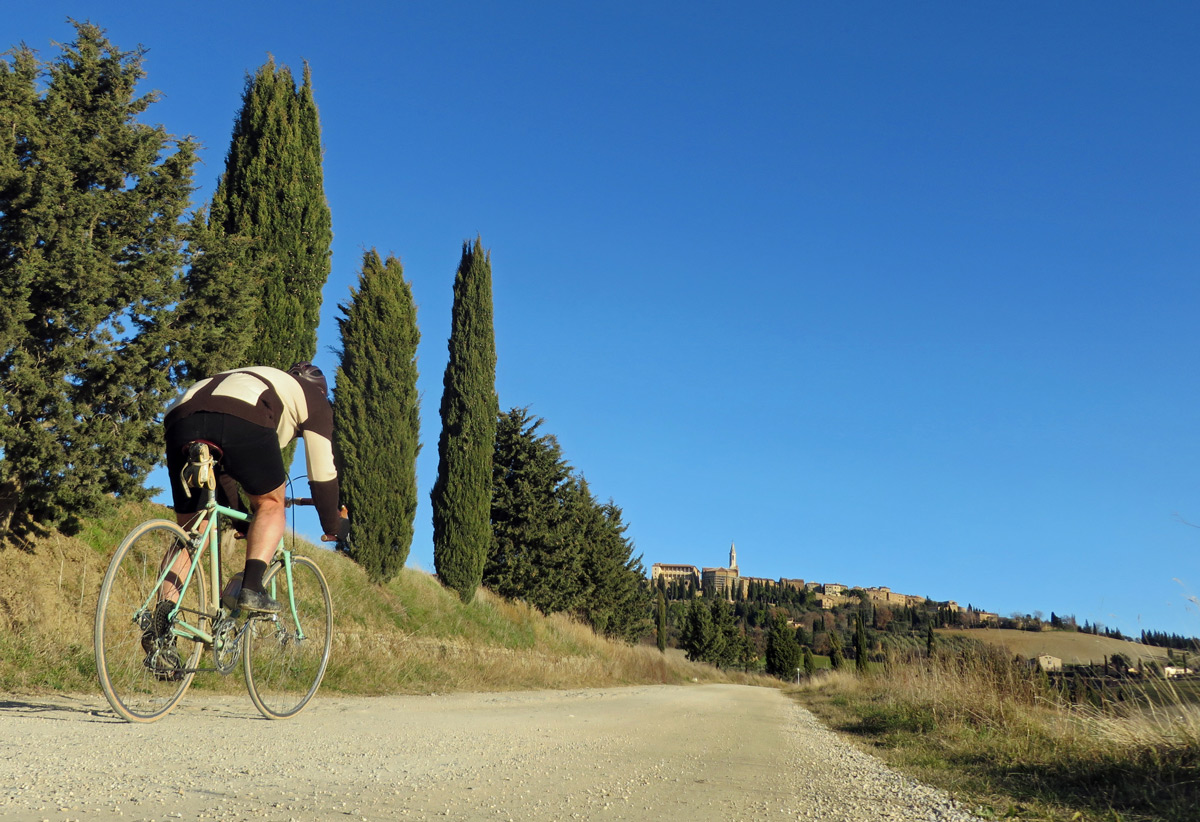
top-left (790, 641), bottom-right (1200, 822)
top-left (1, 498), bottom-right (752, 695)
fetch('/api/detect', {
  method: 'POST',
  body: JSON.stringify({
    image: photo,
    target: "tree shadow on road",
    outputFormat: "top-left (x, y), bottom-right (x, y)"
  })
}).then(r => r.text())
top-left (0, 695), bottom-right (117, 722)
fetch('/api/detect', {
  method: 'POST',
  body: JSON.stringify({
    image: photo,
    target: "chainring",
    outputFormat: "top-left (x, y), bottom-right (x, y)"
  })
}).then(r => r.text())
top-left (212, 617), bottom-right (242, 674)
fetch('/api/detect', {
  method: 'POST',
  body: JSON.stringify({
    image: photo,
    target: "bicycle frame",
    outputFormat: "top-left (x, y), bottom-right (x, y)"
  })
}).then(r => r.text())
top-left (141, 494), bottom-right (307, 652)
top-left (97, 470), bottom-right (333, 723)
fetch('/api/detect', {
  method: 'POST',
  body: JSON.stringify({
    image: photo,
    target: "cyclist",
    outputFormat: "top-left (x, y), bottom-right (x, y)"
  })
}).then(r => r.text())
top-left (160, 363), bottom-right (349, 614)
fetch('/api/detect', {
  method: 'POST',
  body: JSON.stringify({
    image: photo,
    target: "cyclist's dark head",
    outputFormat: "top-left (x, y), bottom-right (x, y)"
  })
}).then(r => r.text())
top-left (287, 362), bottom-right (329, 399)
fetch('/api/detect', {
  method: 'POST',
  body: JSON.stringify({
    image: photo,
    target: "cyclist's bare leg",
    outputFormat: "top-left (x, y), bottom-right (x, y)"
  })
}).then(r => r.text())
top-left (232, 483), bottom-right (286, 605)
top-left (158, 486), bottom-right (285, 604)
top-left (151, 513), bottom-right (198, 603)
top-left (245, 483), bottom-right (286, 567)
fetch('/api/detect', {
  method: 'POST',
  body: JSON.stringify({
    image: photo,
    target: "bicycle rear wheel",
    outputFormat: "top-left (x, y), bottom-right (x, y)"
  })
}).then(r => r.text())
top-left (94, 520), bottom-right (207, 722)
top-left (243, 555), bottom-right (332, 719)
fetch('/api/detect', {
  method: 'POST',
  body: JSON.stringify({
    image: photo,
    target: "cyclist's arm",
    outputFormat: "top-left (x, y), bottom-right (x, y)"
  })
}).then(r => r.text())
top-left (291, 376), bottom-right (347, 539)
top-left (301, 427), bottom-right (343, 537)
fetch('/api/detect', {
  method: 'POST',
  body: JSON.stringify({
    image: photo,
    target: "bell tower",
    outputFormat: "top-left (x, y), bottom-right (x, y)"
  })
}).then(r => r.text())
top-left (729, 541), bottom-right (737, 571)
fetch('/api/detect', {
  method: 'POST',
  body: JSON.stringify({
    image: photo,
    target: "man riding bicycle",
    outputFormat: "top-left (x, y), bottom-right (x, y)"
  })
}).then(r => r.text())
top-left (162, 362), bottom-right (349, 614)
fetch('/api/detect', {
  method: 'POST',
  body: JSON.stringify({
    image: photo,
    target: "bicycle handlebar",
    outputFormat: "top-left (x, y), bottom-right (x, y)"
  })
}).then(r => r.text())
top-left (285, 498), bottom-right (349, 545)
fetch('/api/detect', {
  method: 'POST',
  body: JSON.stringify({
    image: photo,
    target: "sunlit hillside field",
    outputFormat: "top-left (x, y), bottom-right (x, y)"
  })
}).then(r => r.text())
top-left (0, 498), bottom-right (756, 696)
top-left (938, 627), bottom-right (1174, 666)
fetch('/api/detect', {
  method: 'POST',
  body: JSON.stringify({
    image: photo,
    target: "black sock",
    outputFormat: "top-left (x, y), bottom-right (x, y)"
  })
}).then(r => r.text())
top-left (242, 559), bottom-right (268, 593)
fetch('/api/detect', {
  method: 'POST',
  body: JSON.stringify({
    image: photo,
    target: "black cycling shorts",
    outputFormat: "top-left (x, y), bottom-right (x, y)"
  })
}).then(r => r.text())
top-left (165, 411), bottom-right (286, 514)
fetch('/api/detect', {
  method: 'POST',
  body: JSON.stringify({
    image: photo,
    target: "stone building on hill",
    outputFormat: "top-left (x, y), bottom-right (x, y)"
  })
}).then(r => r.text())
top-left (656, 544), bottom-right (981, 614)
top-left (650, 563), bottom-right (700, 589)
top-left (655, 543), bottom-right (807, 600)
top-left (702, 542), bottom-right (741, 597)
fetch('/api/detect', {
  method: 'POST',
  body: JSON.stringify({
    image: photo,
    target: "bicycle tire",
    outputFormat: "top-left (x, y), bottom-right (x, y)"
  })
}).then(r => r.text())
top-left (243, 555), bottom-right (332, 719)
top-left (94, 519), bottom-right (207, 723)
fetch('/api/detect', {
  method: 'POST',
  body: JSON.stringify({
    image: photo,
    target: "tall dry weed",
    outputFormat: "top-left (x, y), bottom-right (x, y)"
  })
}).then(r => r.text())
top-left (794, 644), bottom-right (1200, 821)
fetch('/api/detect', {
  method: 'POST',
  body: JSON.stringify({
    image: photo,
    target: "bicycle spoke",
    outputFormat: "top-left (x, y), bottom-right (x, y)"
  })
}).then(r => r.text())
top-left (94, 521), bottom-right (207, 722)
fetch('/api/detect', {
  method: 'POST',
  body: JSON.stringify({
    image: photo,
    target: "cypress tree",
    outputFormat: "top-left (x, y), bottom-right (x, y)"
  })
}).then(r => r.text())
top-left (333, 250), bottom-right (420, 583)
top-left (208, 58), bottom-right (331, 372)
top-left (803, 646), bottom-right (816, 677)
top-left (829, 629), bottom-right (845, 670)
top-left (0, 23), bottom-right (198, 538)
top-left (431, 237), bottom-right (497, 602)
top-left (854, 613), bottom-right (869, 673)
top-left (656, 588), bottom-right (668, 653)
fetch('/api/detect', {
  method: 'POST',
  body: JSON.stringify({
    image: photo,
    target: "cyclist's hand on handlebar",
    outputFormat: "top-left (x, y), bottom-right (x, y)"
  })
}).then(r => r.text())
top-left (321, 505), bottom-right (349, 542)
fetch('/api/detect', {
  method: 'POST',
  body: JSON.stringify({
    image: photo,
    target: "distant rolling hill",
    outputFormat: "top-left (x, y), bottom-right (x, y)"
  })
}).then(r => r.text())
top-left (937, 628), bottom-right (1174, 666)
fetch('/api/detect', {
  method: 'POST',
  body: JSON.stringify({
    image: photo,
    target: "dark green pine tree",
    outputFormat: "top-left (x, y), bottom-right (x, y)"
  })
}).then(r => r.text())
top-left (766, 617), bottom-right (802, 679)
top-left (0, 23), bottom-right (198, 539)
top-left (432, 238), bottom-right (497, 602)
top-left (710, 598), bottom-right (741, 670)
top-left (486, 407), bottom-right (580, 612)
top-left (208, 58), bottom-right (332, 372)
top-left (0, 44), bottom-right (37, 359)
top-left (679, 598), bottom-right (717, 663)
top-left (565, 479), bottom-right (649, 642)
top-left (803, 645), bottom-right (817, 677)
top-left (333, 250), bottom-right (420, 583)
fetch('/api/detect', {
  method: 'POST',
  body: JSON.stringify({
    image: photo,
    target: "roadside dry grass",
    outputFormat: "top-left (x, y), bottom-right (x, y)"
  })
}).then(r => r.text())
top-left (790, 647), bottom-right (1200, 822)
top-left (0, 499), bottom-right (761, 696)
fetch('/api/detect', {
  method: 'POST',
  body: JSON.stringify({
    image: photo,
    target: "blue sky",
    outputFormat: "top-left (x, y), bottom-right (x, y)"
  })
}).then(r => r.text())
top-left (8, 3), bottom-right (1200, 638)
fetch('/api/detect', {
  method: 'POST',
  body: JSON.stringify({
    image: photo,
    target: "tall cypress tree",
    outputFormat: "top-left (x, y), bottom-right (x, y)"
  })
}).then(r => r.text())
top-left (0, 23), bottom-right (197, 538)
top-left (854, 613), bottom-right (869, 673)
top-left (656, 589), bottom-right (668, 653)
top-left (829, 628), bottom-right (845, 670)
top-left (431, 237), bottom-right (497, 602)
top-left (208, 58), bottom-right (331, 371)
top-left (333, 250), bottom-right (420, 583)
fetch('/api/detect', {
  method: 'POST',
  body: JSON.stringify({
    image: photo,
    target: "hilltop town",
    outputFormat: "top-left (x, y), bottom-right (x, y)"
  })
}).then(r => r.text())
top-left (651, 542), bottom-right (1001, 625)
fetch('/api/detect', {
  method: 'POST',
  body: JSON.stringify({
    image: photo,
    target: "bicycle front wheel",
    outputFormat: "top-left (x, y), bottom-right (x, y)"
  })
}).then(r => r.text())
top-left (243, 555), bottom-right (332, 719)
top-left (94, 520), bottom-right (207, 723)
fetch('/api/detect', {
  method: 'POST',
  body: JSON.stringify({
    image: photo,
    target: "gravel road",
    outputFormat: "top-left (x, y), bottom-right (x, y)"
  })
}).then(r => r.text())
top-left (0, 684), bottom-right (983, 821)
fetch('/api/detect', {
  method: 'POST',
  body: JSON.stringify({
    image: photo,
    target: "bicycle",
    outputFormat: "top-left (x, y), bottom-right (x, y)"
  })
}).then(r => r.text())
top-left (93, 442), bottom-right (334, 723)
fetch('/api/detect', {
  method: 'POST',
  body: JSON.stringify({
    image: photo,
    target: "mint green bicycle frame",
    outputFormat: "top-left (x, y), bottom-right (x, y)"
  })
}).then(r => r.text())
top-left (144, 498), bottom-right (306, 654)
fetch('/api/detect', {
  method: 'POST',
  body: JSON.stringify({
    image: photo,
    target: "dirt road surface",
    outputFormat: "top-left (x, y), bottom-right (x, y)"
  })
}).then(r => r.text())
top-left (0, 684), bottom-right (982, 821)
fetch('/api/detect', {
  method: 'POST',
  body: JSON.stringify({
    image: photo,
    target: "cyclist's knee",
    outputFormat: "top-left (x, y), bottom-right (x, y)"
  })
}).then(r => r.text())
top-left (248, 483), bottom-right (287, 515)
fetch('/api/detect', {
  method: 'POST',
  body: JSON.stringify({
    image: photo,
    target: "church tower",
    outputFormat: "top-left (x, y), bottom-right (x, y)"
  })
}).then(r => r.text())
top-left (729, 541), bottom-right (737, 571)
